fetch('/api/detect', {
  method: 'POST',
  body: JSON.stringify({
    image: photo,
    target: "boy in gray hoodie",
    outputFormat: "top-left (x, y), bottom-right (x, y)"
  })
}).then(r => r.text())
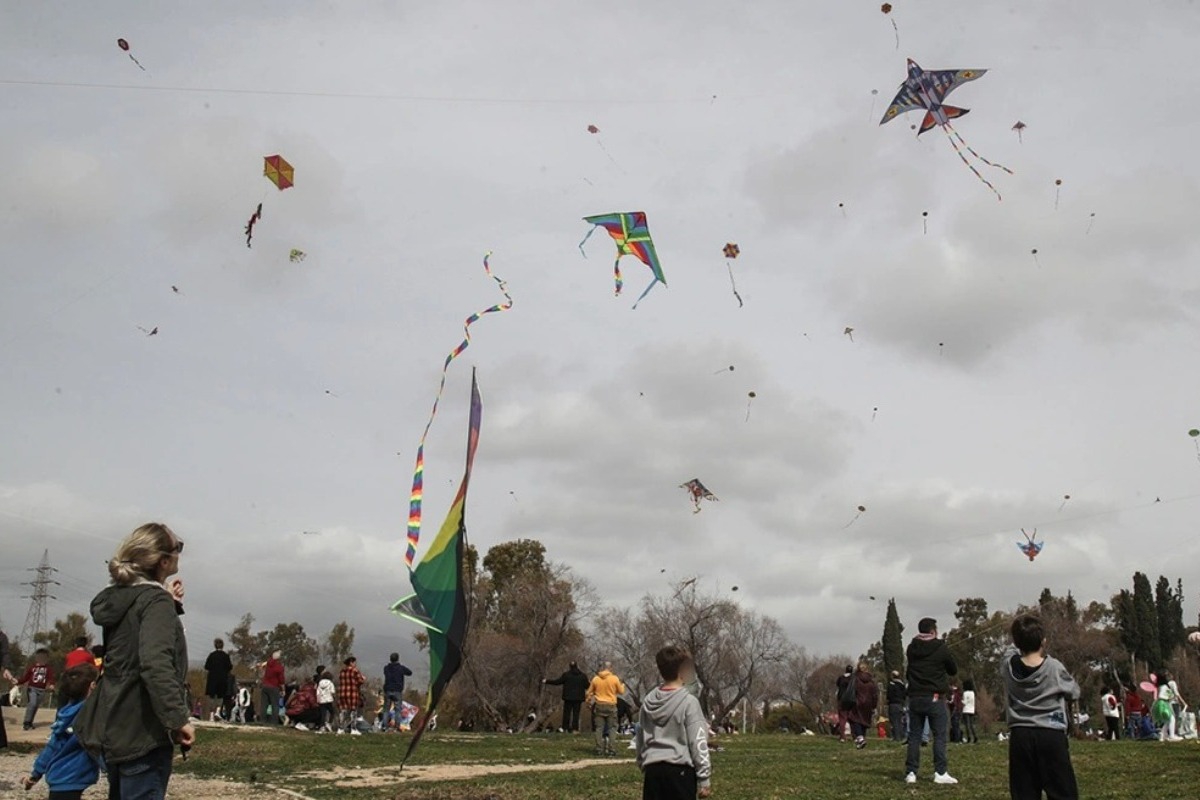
top-left (636, 646), bottom-right (712, 800)
top-left (1002, 614), bottom-right (1080, 800)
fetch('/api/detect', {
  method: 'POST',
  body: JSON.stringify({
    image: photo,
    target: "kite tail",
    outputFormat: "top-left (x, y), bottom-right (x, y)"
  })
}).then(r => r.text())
top-left (945, 123), bottom-right (1013, 174)
top-left (614, 259), bottom-right (624, 296)
top-left (577, 225), bottom-right (597, 257)
top-left (630, 275), bottom-right (659, 310)
top-left (726, 263), bottom-right (743, 308)
top-left (405, 253), bottom-right (512, 567)
top-left (942, 130), bottom-right (1003, 201)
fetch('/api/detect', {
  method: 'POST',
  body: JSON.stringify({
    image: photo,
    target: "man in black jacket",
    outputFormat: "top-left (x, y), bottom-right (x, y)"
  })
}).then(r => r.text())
top-left (903, 618), bottom-right (958, 786)
top-left (543, 661), bottom-right (589, 733)
top-left (886, 670), bottom-right (907, 742)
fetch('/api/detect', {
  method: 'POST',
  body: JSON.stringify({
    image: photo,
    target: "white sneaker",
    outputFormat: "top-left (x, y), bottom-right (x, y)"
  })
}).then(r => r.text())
top-left (933, 773), bottom-right (958, 785)
top-left (336, 729), bottom-right (344, 735)
top-left (294, 723), bottom-right (309, 732)
top-left (351, 729), bottom-right (362, 736)
top-left (905, 773), bottom-right (917, 784)
top-left (627, 739), bottom-right (637, 750)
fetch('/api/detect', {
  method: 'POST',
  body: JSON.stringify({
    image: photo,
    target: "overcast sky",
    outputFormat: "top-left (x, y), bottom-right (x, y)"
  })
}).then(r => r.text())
top-left (3, 1), bottom-right (1200, 684)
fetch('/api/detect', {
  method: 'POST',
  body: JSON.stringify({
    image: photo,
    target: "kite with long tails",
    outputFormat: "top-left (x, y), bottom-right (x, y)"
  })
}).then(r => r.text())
top-left (880, 59), bottom-right (1012, 200)
top-left (1017, 528), bottom-right (1044, 562)
top-left (405, 253), bottom-right (512, 567)
top-left (579, 212), bottom-right (666, 308)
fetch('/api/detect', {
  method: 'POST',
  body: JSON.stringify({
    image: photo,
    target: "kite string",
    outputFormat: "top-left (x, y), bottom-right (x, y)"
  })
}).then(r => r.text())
top-left (726, 262), bottom-right (743, 308)
top-left (630, 274), bottom-right (658, 310)
top-left (405, 253), bottom-right (512, 567)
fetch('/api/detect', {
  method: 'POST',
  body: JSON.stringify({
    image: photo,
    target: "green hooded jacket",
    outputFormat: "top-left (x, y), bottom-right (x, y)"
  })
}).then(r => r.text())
top-left (75, 582), bottom-right (189, 764)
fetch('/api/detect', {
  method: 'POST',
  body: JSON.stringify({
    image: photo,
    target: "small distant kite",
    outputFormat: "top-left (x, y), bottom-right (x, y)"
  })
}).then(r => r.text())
top-left (579, 212), bottom-right (665, 308)
top-left (1058, 494), bottom-right (1071, 512)
top-left (1018, 528), bottom-right (1043, 562)
top-left (880, 4), bottom-right (899, 50)
top-left (880, 59), bottom-right (1012, 200)
top-left (289, 248), bottom-right (306, 262)
top-left (244, 203), bottom-right (263, 247)
top-left (723, 243), bottom-right (743, 308)
top-left (1189, 429), bottom-right (1200, 462)
top-left (844, 505), bottom-right (867, 528)
top-left (745, 391), bottom-right (757, 422)
top-left (137, 325), bottom-right (158, 337)
top-left (922, 210), bottom-right (929, 234)
top-left (587, 124), bottom-right (599, 134)
top-left (585, 125), bottom-right (621, 170)
top-left (844, 327), bottom-right (855, 342)
top-left (680, 479), bottom-right (718, 513)
top-left (116, 38), bottom-right (145, 71)
top-left (1012, 120), bottom-right (1026, 143)
top-left (171, 285), bottom-right (180, 294)
top-left (263, 155), bottom-right (295, 190)
top-left (1054, 178), bottom-right (1064, 210)
top-left (713, 365), bottom-right (735, 375)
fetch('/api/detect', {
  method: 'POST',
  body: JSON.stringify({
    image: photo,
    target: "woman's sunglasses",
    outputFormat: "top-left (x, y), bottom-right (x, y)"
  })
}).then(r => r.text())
top-left (163, 539), bottom-right (185, 555)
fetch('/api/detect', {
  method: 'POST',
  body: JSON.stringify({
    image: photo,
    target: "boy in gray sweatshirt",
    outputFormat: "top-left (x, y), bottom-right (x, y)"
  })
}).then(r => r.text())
top-left (1002, 614), bottom-right (1080, 800)
top-left (636, 646), bottom-right (712, 800)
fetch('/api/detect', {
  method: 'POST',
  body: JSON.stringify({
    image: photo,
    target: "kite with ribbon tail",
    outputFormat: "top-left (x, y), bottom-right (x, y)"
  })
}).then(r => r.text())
top-left (393, 369), bottom-right (482, 767)
top-left (579, 212), bottom-right (666, 308)
top-left (405, 253), bottom-right (512, 567)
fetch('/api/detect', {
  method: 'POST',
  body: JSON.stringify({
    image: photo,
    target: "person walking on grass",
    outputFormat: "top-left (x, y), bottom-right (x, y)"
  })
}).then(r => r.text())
top-left (886, 670), bottom-right (907, 742)
top-left (316, 668), bottom-right (336, 733)
top-left (203, 639), bottom-right (233, 721)
top-left (847, 662), bottom-right (879, 750)
top-left (586, 661), bottom-right (626, 756)
top-left (543, 660), bottom-right (589, 733)
top-left (835, 665), bottom-right (853, 742)
top-left (903, 617), bottom-right (958, 786)
top-left (75, 522), bottom-right (193, 800)
top-left (22, 663), bottom-right (101, 800)
top-left (1100, 686), bottom-right (1121, 741)
top-left (338, 656), bottom-right (365, 735)
top-left (382, 653), bottom-right (413, 731)
top-left (17, 648), bottom-right (56, 731)
top-left (636, 646), bottom-right (712, 800)
top-left (260, 650), bottom-right (286, 726)
top-left (961, 680), bottom-right (979, 744)
top-left (1003, 613), bottom-right (1080, 800)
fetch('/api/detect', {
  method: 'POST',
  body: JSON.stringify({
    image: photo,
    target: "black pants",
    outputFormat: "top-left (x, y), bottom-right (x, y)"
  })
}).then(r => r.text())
top-left (49, 793), bottom-right (83, 800)
top-left (0, 703), bottom-right (7, 748)
top-left (1008, 726), bottom-right (1078, 800)
top-left (562, 701), bottom-right (581, 732)
top-left (643, 763), bottom-right (697, 800)
top-left (1104, 717), bottom-right (1120, 740)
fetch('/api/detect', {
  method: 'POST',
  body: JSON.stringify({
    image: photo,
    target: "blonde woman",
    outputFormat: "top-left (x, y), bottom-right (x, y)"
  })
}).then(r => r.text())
top-left (76, 523), bottom-right (193, 799)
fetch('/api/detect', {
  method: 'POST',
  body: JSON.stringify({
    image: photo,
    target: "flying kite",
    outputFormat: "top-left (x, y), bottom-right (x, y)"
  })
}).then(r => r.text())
top-left (723, 243), bottom-right (743, 307)
top-left (137, 325), bottom-right (158, 337)
top-left (1017, 528), bottom-right (1043, 562)
top-left (116, 38), bottom-right (145, 71)
top-left (1012, 120), bottom-right (1027, 143)
top-left (844, 505), bottom-right (867, 528)
top-left (746, 391), bottom-right (757, 421)
top-left (263, 154), bottom-right (294, 190)
top-left (1054, 178), bottom-right (1064, 210)
top-left (713, 365), bottom-right (735, 375)
top-left (405, 254), bottom-right (512, 567)
top-left (579, 212), bottom-right (666, 308)
top-left (1058, 494), bottom-right (1071, 512)
top-left (393, 370), bottom-right (481, 767)
top-left (289, 249), bottom-right (306, 262)
top-left (844, 327), bottom-right (855, 342)
top-left (880, 4), bottom-right (899, 50)
top-left (1190, 429), bottom-right (1200, 462)
top-left (680, 479), bottom-right (718, 513)
top-left (879, 59), bottom-right (1012, 199)
top-left (244, 203), bottom-right (263, 247)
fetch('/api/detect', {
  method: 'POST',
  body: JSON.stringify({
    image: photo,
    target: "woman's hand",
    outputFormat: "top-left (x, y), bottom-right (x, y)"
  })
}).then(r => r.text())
top-left (168, 578), bottom-right (185, 602)
top-left (177, 722), bottom-right (196, 747)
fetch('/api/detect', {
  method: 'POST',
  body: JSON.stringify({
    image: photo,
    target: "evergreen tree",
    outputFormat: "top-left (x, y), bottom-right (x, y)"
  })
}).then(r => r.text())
top-left (1155, 576), bottom-right (1185, 664)
top-left (1112, 589), bottom-right (1137, 655)
top-left (882, 598), bottom-right (905, 677)
top-left (1132, 572), bottom-right (1161, 668)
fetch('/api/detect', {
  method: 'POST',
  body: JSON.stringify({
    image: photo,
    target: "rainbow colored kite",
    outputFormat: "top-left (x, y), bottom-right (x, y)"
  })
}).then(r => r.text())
top-left (579, 212), bottom-right (666, 308)
top-left (405, 254), bottom-right (512, 567)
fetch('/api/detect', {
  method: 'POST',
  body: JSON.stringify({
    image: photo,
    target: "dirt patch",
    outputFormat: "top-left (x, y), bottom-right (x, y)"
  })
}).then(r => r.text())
top-left (0, 750), bottom-right (267, 799)
top-left (296, 757), bottom-right (627, 787)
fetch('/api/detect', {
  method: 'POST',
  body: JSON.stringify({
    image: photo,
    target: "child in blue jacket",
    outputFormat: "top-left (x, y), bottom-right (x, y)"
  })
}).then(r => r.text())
top-left (22, 664), bottom-right (101, 799)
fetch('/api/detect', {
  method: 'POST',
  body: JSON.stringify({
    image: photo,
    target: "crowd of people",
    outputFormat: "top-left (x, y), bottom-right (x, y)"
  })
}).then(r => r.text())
top-left (0, 522), bottom-right (1192, 800)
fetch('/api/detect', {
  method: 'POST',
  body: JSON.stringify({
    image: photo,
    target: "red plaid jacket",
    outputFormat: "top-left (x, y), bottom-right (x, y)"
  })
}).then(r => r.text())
top-left (338, 665), bottom-right (364, 709)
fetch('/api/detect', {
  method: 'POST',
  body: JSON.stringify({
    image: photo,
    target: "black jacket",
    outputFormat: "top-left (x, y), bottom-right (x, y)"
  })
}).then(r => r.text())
top-left (886, 678), bottom-right (907, 705)
top-left (545, 667), bottom-right (589, 703)
top-left (204, 649), bottom-right (233, 697)
top-left (905, 637), bottom-right (957, 698)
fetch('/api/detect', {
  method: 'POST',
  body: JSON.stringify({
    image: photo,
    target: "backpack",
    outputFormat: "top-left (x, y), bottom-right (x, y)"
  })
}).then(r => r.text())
top-left (839, 676), bottom-right (857, 710)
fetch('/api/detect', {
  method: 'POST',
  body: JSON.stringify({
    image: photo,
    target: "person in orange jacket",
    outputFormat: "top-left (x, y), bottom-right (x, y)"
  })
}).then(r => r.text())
top-left (586, 661), bottom-right (626, 756)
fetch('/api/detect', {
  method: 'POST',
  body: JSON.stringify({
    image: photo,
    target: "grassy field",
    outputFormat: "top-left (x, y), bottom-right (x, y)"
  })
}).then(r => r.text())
top-left (141, 726), bottom-right (1200, 800)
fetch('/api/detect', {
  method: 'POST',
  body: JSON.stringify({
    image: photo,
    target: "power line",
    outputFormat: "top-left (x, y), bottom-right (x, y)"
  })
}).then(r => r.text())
top-left (18, 549), bottom-right (59, 651)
